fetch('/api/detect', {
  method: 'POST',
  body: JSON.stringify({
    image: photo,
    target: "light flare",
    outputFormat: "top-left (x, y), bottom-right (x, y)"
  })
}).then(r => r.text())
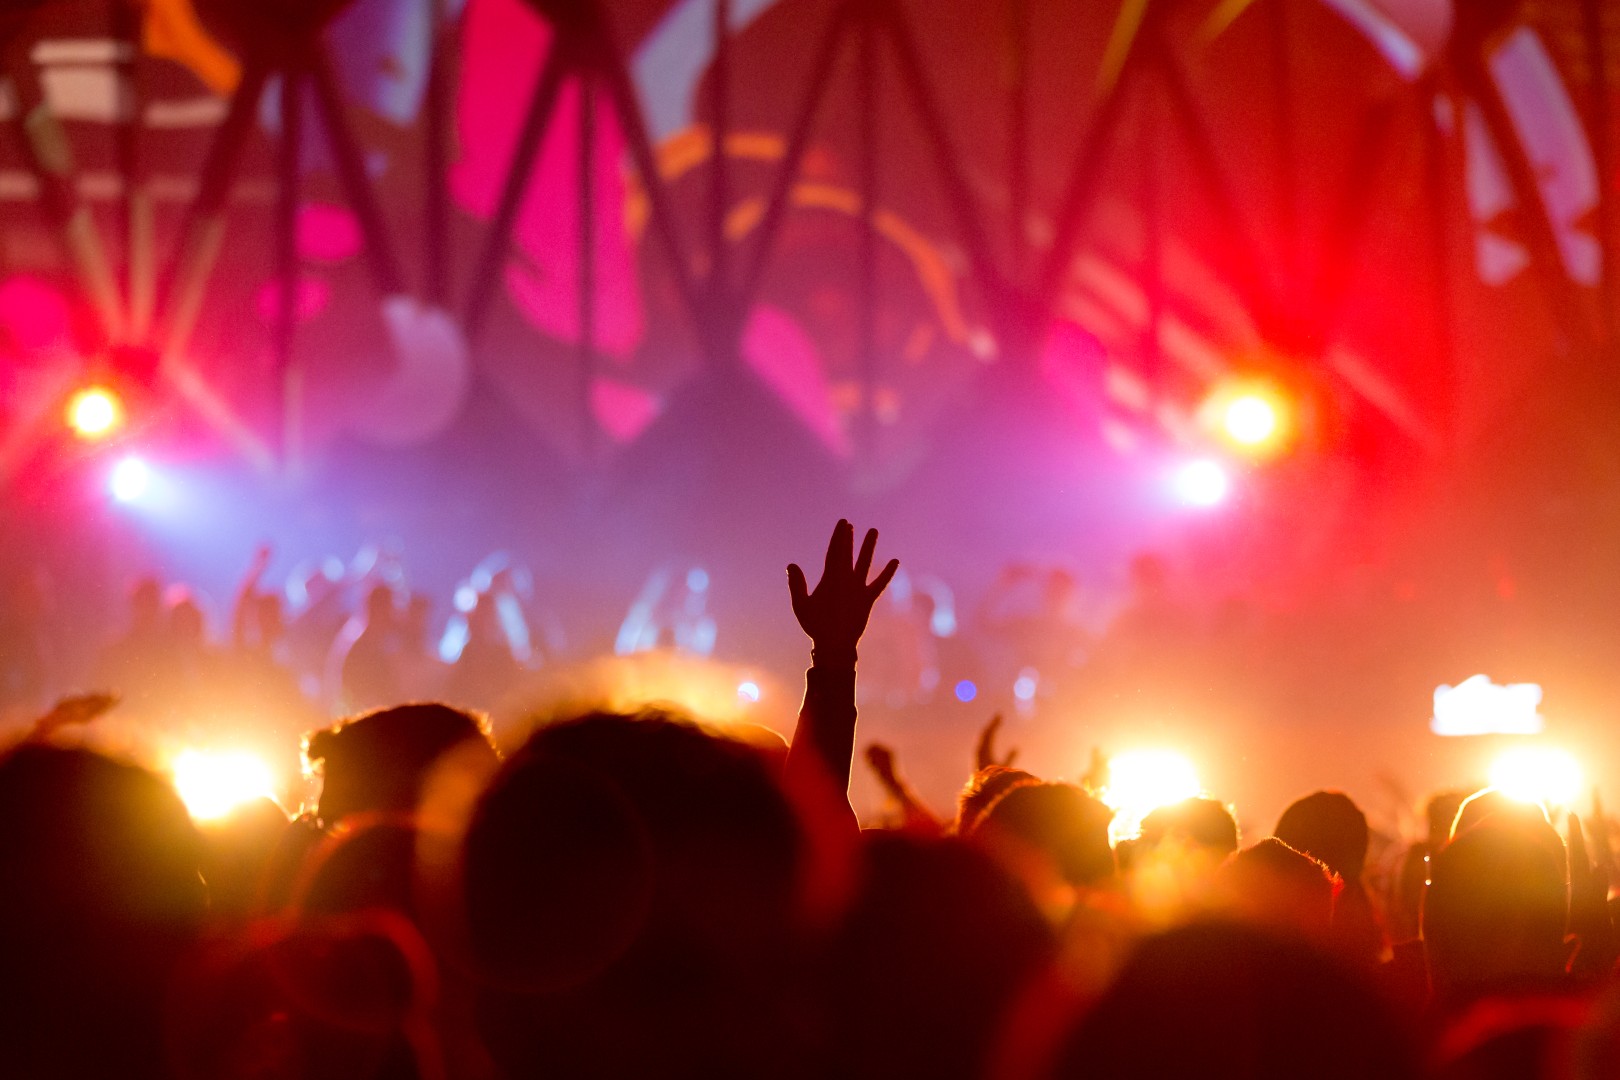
top-left (1101, 749), bottom-right (1202, 843)
top-left (1488, 746), bottom-right (1583, 808)
top-left (172, 748), bottom-right (277, 822)
top-left (67, 386), bottom-right (124, 440)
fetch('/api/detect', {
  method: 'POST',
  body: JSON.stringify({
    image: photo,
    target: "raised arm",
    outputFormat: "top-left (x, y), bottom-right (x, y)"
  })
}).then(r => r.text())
top-left (232, 544), bottom-right (274, 648)
top-left (865, 743), bottom-right (943, 834)
top-left (784, 520), bottom-right (898, 829)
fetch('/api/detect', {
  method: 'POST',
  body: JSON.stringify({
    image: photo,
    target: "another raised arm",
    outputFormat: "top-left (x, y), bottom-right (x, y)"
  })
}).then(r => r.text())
top-left (784, 520), bottom-right (898, 829)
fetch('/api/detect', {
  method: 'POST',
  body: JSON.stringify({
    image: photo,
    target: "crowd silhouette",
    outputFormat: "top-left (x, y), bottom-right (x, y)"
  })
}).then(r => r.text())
top-left (2, 520), bottom-right (1619, 1079)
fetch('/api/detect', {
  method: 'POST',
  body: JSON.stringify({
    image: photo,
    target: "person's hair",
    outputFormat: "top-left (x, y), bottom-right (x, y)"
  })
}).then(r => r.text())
top-left (970, 781), bottom-right (1115, 888)
top-left (1450, 787), bottom-right (1551, 840)
top-left (1045, 921), bottom-right (1420, 1080)
top-left (1275, 790), bottom-right (1370, 879)
top-left (1424, 819), bottom-right (1568, 1005)
top-left (955, 764), bottom-right (1037, 834)
top-left (463, 708), bottom-right (810, 1078)
top-left (1140, 796), bottom-right (1240, 856)
top-left (1216, 837), bottom-right (1339, 937)
top-left (306, 702), bottom-right (496, 824)
top-left (0, 743), bottom-right (206, 1080)
top-left (822, 832), bottom-right (1054, 1080)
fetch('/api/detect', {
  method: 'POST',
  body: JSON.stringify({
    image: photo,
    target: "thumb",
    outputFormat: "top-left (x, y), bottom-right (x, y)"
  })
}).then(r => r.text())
top-left (787, 564), bottom-right (809, 610)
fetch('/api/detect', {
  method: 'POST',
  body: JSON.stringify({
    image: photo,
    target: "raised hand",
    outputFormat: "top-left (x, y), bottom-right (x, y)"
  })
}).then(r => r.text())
top-left (787, 519), bottom-right (899, 663)
top-left (974, 713), bottom-right (1018, 772)
top-left (865, 743), bottom-right (900, 786)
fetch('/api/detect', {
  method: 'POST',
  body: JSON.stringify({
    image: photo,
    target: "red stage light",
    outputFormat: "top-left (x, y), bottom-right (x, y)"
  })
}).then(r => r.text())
top-left (66, 386), bottom-right (124, 440)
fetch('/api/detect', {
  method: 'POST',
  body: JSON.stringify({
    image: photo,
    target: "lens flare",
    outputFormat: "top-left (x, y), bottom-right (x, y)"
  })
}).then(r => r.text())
top-left (172, 749), bottom-right (277, 822)
top-left (1101, 749), bottom-right (1201, 843)
top-left (1223, 394), bottom-right (1278, 446)
top-left (67, 386), bottom-right (124, 439)
top-left (109, 456), bottom-right (151, 503)
top-left (1488, 746), bottom-right (1583, 808)
top-left (1173, 459), bottom-right (1230, 507)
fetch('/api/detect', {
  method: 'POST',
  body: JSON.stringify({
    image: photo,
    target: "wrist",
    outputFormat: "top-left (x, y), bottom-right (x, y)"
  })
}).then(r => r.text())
top-left (811, 644), bottom-right (858, 668)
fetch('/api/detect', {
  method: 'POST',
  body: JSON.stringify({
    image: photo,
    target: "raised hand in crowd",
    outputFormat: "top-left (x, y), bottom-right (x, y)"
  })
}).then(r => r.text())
top-left (785, 521), bottom-right (898, 829)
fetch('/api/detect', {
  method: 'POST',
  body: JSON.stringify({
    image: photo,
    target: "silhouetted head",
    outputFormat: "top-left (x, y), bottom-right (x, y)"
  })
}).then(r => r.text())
top-left (1213, 838), bottom-right (1338, 940)
top-left (0, 744), bottom-right (206, 1079)
top-left (823, 832), bottom-right (1054, 1080)
top-left (168, 590), bottom-right (207, 648)
top-left (1426, 790), bottom-right (1469, 849)
top-left (1424, 819), bottom-right (1568, 1006)
top-left (955, 764), bottom-right (1037, 834)
top-left (1451, 788), bottom-right (1551, 840)
top-left (971, 781), bottom-right (1115, 889)
top-left (306, 703), bottom-right (496, 826)
top-left (463, 709), bottom-right (811, 1078)
top-left (1140, 796), bottom-right (1240, 858)
top-left (1275, 791), bottom-right (1369, 879)
top-left (130, 576), bottom-right (163, 630)
top-left (1045, 922), bottom-right (1420, 1080)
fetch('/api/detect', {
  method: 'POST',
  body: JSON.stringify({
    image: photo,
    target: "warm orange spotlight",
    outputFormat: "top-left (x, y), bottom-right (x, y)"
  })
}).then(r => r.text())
top-left (1223, 394), bottom-right (1278, 446)
top-left (66, 385), bottom-right (124, 440)
top-left (1202, 378), bottom-right (1293, 458)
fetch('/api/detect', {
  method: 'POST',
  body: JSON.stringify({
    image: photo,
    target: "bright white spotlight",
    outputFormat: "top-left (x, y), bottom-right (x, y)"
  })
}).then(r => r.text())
top-left (1173, 458), bottom-right (1230, 507)
top-left (109, 456), bottom-right (151, 503)
top-left (1224, 394), bottom-right (1278, 446)
top-left (172, 749), bottom-right (277, 822)
top-left (1488, 746), bottom-right (1583, 808)
top-left (1101, 749), bottom-right (1201, 842)
top-left (737, 680), bottom-right (761, 703)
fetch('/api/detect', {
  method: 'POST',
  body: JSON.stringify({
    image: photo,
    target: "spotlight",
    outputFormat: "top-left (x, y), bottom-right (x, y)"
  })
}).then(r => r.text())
top-left (66, 385), bottom-right (124, 440)
top-left (1201, 377), bottom-right (1295, 457)
top-left (1173, 458), bottom-right (1230, 507)
top-left (1488, 746), bottom-right (1583, 808)
top-left (1223, 394), bottom-right (1278, 446)
top-left (109, 456), bottom-right (151, 503)
top-left (737, 680), bottom-right (761, 703)
top-left (171, 749), bottom-right (277, 821)
top-left (1101, 749), bottom-right (1201, 842)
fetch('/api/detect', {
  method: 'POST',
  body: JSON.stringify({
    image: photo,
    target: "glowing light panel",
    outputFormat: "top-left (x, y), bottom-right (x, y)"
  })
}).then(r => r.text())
top-left (1489, 746), bottom-right (1583, 808)
top-left (109, 456), bottom-right (151, 503)
top-left (1101, 749), bottom-right (1201, 842)
top-left (67, 386), bottom-right (124, 439)
top-left (1173, 459), bottom-right (1230, 507)
top-left (1431, 675), bottom-right (1544, 736)
top-left (172, 749), bottom-right (276, 822)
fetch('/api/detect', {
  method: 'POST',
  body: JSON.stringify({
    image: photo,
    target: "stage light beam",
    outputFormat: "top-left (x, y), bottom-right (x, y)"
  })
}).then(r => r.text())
top-left (67, 386), bottom-right (124, 440)
top-left (172, 749), bottom-right (277, 822)
top-left (1489, 746), bottom-right (1583, 808)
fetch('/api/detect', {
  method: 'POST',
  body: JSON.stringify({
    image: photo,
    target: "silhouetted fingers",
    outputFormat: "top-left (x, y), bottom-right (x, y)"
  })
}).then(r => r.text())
top-left (868, 557), bottom-right (900, 598)
top-left (1570, 812), bottom-right (1592, 875)
top-left (824, 519), bottom-right (853, 580)
top-left (787, 564), bottom-right (809, 614)
top-left (855, 528), bottom-right (878, 580)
